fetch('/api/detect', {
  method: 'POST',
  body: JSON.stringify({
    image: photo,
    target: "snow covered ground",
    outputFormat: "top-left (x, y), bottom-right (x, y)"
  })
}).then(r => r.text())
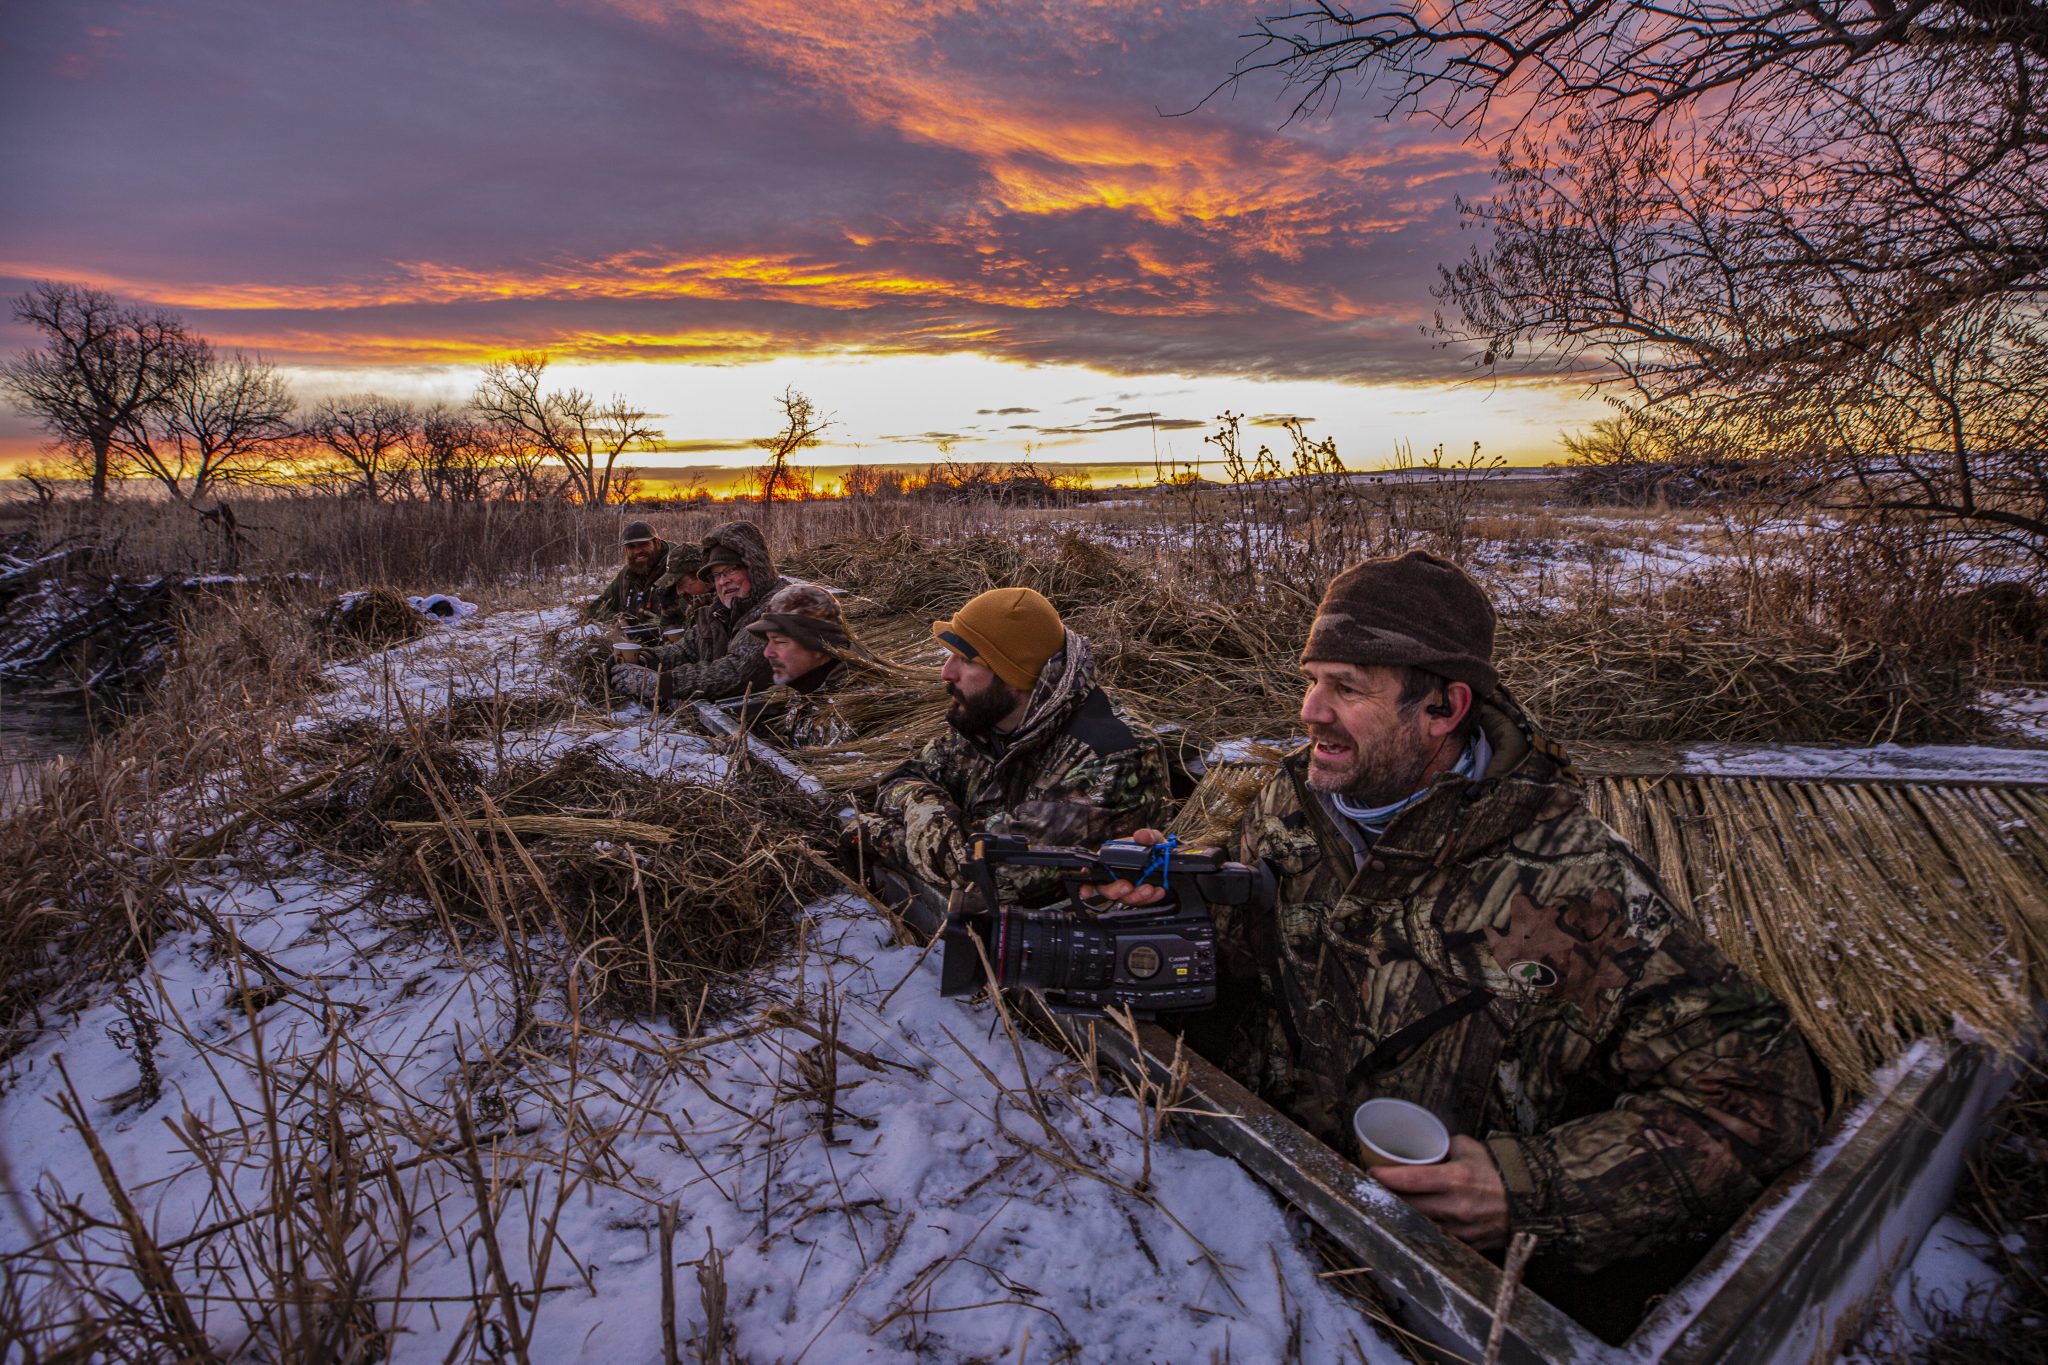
top-left (1, 593), bottom-right (2031, 1361)
top-left (0, 603), bottom-right (1401, 1363)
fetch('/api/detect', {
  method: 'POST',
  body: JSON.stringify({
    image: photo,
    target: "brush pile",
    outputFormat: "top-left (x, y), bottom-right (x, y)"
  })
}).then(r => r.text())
top-left (373, 746), bottom-right (835, 1020)
top-left (279, 725), bottom-right (486, 859)
top-left (431, 690), bottom-right (579, 740)
top-left (1499, 608), bottom-right (1971, 745)
top-left (316, 587), bottom-right (425, 653)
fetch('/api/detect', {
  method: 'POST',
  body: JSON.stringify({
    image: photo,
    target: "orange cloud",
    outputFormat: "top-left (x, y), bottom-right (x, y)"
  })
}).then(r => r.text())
top-left (603, 1), bottom-right (1467, 257)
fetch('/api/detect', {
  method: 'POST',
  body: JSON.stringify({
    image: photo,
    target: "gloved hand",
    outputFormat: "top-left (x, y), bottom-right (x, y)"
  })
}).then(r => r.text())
top-left (837, 818), bottom-right (870, 876)
top-left (608, 661), bottom-right (660, 702)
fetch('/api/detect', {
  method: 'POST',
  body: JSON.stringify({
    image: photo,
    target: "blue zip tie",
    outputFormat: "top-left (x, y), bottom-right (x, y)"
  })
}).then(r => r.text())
top-left (1138, 834), bottom-right (1180, 892)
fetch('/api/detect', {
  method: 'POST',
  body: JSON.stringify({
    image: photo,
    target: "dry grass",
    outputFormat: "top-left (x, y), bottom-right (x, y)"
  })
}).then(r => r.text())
top-left (1587, 776), bottom-right (2048, 1097)
top-left (366, 744), bottom-right (835, 1022)
top-left (0, 588), bottom-right (335, 1061)
top-left (6, 494), bottom-right (626, 589)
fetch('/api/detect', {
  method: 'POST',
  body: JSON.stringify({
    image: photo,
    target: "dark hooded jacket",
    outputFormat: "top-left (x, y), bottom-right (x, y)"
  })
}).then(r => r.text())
top-left (644, 521), bottom-right (788, 702)
top-left (587, 540), bottom-right (694, 635)
top-left (1204, 692), bottom-right (1825, 1274)
top-left (864, 633), bottom-right (1170, 906)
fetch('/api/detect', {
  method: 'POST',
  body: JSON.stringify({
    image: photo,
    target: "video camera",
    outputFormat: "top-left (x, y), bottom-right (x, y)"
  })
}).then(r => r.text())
top-left (939, 832), bottom-right (1253, 1015)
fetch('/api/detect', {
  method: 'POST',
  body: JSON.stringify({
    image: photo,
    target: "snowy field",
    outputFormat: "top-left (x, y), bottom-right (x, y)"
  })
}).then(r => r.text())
top-left (0, 605), bottom-right (1403, 1363)
top-left (0, 582), bottom-right (2027, 1361)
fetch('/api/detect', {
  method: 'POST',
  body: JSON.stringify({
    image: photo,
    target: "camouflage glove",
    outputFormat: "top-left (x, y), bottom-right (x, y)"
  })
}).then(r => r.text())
top-left (609, 661), bottom-right (660, 702)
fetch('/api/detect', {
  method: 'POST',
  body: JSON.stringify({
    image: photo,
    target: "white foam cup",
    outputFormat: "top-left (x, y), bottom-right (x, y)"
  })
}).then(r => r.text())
top-left (612, 640), bottom-right (643, 663)
top-left (1351, 1098), bottom-right (1450, 1167)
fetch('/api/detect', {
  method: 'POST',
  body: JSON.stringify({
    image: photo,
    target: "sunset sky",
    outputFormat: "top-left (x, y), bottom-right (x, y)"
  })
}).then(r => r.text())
top-left (0, 1), bottom-right (1604, 483)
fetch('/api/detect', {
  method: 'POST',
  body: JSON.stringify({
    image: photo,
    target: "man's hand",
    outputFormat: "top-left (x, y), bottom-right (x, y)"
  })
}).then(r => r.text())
top-left (609, 662), bottom-right (659, 702)
top-left (1368, 1136), bottom-right (1510, 1250)
top-left (1079, 828), bottom-right (1173, 906)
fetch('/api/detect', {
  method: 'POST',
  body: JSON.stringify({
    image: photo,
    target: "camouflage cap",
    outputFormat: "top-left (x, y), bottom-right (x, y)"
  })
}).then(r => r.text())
top-left (745, 583), bottom-right (850, 652)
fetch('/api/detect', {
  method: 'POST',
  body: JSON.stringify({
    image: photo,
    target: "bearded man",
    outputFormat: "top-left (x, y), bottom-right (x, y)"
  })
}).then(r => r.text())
top-left (862, 586), bottom-right (1169, 906)
top-left (586, 521), bottom-right (704, 639)
top-left (1093, 551), bottom-right (1823, 1306)
top-left (609, 520), bottom-right (787, 704)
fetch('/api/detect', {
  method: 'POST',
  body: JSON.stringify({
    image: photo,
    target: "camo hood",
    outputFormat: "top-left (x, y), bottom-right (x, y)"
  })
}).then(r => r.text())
top-left (700, 520), bottom-right (779, 616)
top-left (981, 630), bottom-right (1098, 757)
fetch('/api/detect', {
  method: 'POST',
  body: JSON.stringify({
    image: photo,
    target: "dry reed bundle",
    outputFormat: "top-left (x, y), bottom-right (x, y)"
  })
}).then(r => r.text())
top-left (1069, 583), bottom-right (1308, 741)
top-left (317, 587), bottom-right (425, 652)
top-left (431, 690), bottom-right (579, 739)
top-left (281, 730), bottom-right (485, 859)
top-left (1501, 605), bottom-right (1975, 745)
top-left (787, 528), bottom-right (1146, 620)
top-left (1586, 776), bottom-right (2048, 1097)
top-left (1163, 753), bottom-right (1290, 847)
top-left (378, 746), bottom-right (835, 1020)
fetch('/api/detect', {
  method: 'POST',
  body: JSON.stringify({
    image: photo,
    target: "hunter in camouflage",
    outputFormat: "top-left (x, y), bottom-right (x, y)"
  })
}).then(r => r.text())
top-left (744, 583), bottom-right (875, 749)
top-left (1100, 551), bottom-right (1824, 1282)
top-left (863, 587), bottom-right (1170, 906)
top-left (586, 521), bottom-right (703, 638)
top-left (610, 520), bottom-right (788, 704)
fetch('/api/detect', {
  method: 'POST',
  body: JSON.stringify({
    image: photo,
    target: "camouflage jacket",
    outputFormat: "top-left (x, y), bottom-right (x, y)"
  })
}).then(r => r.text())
top-left (866, 633), bottom-right (1170, 906)
top-left (1202, 695), bottom-right (1824, 1273)
top-left (644, 521), bottom-right (787, 703)
top-left (587, 542), bottom-right (693, 634)
top-left (771, 659), bottom-right (862, 749)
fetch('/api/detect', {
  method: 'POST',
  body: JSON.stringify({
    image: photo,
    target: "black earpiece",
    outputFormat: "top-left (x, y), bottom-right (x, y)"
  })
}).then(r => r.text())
top-left (1425, 692), bottom-right (1455, 718)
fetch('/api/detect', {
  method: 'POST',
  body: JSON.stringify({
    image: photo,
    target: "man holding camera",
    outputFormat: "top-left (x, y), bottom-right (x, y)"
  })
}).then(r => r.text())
top-left (862, 586), bottom-right (1170, 907)
top-left (1095, 551), bottom-right (1823, 1288)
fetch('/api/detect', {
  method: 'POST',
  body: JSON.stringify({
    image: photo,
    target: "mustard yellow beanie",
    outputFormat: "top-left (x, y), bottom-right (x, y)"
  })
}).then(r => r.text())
top-left (932, 587), bottom-right (1065, 691)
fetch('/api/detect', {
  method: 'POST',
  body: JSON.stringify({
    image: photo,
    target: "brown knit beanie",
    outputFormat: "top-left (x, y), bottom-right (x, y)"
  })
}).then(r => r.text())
top-left (933, 587), bottom-right (1065, 691)
top-left (1300, 550), bottom-right (1499, 699)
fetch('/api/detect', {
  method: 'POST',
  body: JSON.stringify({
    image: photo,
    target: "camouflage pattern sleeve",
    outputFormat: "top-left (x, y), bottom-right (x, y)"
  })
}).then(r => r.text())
top-left (990, 738), bottom-right (1170, 904)
top-left (870, 735), bottom-right (974, 889)
top-left (587, 572), bottom-right (624, 621)
top-left (1484, 932), bottom-right (1826, 1272)
top-left (654, 625), bottom-right (774, 703)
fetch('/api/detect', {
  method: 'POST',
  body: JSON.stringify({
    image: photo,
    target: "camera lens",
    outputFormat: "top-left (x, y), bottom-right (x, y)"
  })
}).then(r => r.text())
top-left (992, 909), bottom-right (1114, 995)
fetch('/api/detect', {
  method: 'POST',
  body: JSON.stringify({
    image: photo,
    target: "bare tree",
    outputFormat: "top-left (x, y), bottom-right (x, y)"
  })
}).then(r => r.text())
top-left (396, 404), bottom-right (502, 503)
top-left (304, 395), bottom-right (417, 502)
top-left (1237, 2), bottom-right (2048, 556)
top-left (472, 354), bottom-right (659, 505)
top-left (1, 282), bottom-right (204, 501)
top-left (754, 387), bottom-right (830, 504)
top-left (111, 349), bottom-right (296, 503)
